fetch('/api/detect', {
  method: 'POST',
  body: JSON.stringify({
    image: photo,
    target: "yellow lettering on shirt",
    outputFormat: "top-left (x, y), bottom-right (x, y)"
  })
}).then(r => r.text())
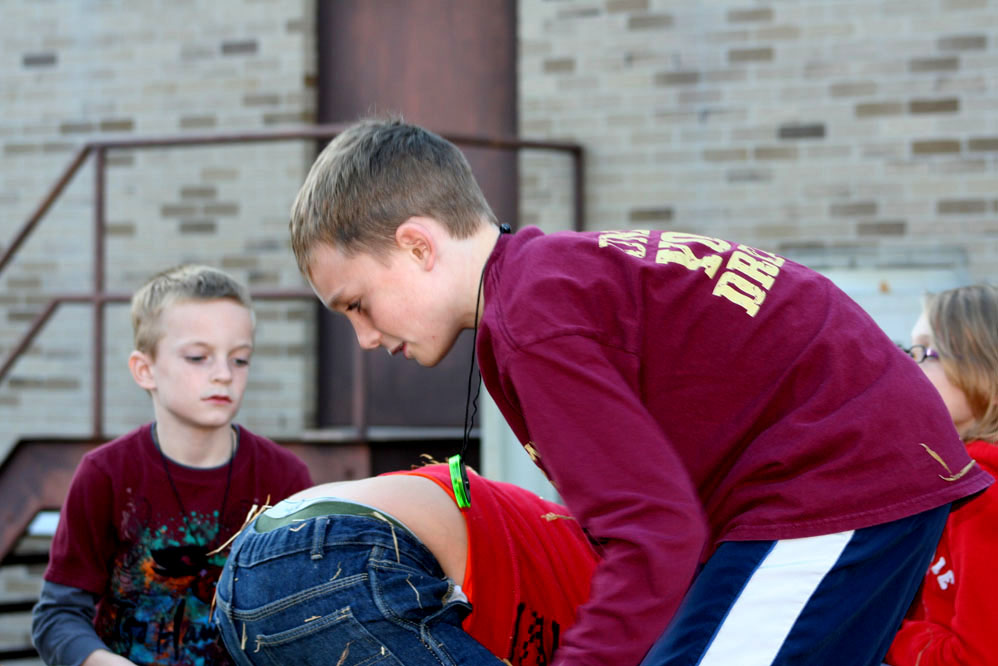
top-left (712, 271), bottom-right (767, 317)
top-left (595, 229), bottom-right (784, 317)
top-left (737, 244), bottom-right (785, 268)
top-left (659, 232), bottom-right (733, 254)
top-left (598, 230), bottom-right (650, 258)
top-left (725, 250), bottom-right (780, 290)
top-left (655, 232), bottom-right (732, 279)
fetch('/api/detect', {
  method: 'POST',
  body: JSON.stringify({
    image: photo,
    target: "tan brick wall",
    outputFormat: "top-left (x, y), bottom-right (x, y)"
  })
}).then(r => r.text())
top-left (518, 0), bottom-right (998, 338)
top-left (0, 0), bottom-right (318, 462)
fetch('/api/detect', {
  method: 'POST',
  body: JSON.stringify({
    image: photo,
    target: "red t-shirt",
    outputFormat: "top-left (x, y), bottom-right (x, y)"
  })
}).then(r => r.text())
top-left (477, 226), bottom-right (993, 666)
top-left (886, 440), bottom-right (998, 665)
top-left (387, 464), bottom-right (598, 665)
top-left (44, 424), bottom-right (313, 665)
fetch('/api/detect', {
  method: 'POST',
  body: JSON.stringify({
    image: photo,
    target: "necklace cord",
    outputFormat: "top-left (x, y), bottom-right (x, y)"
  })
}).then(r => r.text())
top-left (460, 265), bottom-right (486, 458)
top-left (154, 424), bottom-right (236, 551)
top-left (452, 224), bottom-right (510, 509)
top-left (460, 223), bottom-right (510, 459)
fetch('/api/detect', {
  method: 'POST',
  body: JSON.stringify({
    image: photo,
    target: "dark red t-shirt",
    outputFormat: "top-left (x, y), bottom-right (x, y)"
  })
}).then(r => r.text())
top-left (477, 226), bottom-right (993, 666)
top-left (44, 423), bottom-right (313, 665)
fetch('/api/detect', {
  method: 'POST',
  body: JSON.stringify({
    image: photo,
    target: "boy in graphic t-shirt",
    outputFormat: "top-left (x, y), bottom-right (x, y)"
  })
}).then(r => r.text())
top-left (32, 265), bottom-right (312, 666)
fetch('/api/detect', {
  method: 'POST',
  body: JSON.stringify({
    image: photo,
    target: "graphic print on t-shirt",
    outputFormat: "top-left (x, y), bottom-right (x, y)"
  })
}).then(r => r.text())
top-left (508, 602), bottom-right (562, 666)
top-left (94, 491), bottom-right (237, 666)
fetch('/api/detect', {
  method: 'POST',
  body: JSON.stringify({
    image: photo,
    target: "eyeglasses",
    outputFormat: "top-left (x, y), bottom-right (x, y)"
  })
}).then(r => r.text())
top-left (900, 344), bottom-right (940, 364)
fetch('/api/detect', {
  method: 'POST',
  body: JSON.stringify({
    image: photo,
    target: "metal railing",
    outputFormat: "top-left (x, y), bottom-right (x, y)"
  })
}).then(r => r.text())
top-left (0, 124), bottom-right (585, 440)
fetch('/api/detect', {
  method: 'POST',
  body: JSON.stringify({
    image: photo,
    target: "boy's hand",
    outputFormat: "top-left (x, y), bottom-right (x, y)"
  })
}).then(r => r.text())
top-left (82, 649), bottom-right (138, 666)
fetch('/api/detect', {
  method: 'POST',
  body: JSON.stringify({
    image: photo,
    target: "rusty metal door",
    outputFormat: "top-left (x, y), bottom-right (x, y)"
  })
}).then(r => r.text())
top-left (314, 0), bottom-right (517, 468)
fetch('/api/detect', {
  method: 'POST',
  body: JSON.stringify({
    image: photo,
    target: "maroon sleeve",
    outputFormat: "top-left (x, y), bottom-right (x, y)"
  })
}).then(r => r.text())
top-left (44, 454), bottom-right (117, 595)
top-left (506, 336), bottom-right (708, 666)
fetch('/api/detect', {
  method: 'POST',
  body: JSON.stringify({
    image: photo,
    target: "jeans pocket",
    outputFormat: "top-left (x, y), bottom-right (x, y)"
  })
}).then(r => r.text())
top-left (251, 605), bottom-right (400, 666)
top-left (369, 557), bottom-right (453, 625)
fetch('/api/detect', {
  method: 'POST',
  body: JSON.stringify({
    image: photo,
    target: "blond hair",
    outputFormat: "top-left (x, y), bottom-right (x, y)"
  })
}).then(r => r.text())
top-left (925, 284), bottom-right (998, 442)
top-left (131, 265), bottom-right (253, 357)
top-left (289, 116), bottom-right (497, 273)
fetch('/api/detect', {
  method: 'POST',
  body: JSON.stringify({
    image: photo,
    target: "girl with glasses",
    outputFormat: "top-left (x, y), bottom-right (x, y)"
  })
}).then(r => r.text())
top-left (887, 284), bottom-right (998, 665)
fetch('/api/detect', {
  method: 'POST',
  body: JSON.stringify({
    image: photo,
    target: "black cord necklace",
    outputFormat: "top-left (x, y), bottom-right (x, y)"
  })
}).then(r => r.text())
top-left (154, 423), bottom-right (236, 551)
top-left (449, 223), bottom-right (511, 509)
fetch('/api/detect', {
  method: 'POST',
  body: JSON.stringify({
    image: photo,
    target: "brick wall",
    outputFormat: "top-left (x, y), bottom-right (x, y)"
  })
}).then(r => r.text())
top-left (518, 0), bottom-right (998, 339)
top-left (0, 0), bottom-right (318, 463)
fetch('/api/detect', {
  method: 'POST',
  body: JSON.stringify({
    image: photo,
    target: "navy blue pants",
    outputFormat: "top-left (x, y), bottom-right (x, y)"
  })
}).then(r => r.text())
top-left (639, 505), bottom-right (949, 666)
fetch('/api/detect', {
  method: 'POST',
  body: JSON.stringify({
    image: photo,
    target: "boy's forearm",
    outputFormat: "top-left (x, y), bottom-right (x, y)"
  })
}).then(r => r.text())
top-left (32, 580), bottom-right (113, 666)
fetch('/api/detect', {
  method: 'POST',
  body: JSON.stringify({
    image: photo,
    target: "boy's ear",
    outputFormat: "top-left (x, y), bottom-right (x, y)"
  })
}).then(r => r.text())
top-left (128, 350), bottom-right (156, 391)
top-left (395, 217), bottom-right (437, 270)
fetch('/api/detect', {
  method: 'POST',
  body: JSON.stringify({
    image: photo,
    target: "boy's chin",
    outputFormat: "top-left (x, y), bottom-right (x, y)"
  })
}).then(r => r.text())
top-left (191, 406), bottom-right (243, 430)
top-left (409, 352), bottom-right (439, 367)
top-left (416, 340), bottom-right (464, 367)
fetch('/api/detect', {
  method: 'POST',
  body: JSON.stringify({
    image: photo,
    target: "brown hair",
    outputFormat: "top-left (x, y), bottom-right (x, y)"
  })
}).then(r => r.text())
top-left (925, 283), bottom-right (998, 442)
top-left (131, 264), bottom-right (253, 357)
top-left (289, 116), bottom-right (497, 273)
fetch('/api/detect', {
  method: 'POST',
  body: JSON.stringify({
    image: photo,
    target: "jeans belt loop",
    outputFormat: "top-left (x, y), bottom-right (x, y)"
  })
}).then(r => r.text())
top-left (310, 515), bottom-right (329, 560)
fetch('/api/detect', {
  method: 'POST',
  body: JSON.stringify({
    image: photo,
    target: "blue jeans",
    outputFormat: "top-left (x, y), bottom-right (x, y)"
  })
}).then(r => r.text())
top-left (213, 507), bottom-right (503, 666)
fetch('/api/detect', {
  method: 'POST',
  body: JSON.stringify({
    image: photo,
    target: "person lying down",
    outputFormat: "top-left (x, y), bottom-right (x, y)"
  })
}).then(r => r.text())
top-left (213, 463), bottom-right (598, 666)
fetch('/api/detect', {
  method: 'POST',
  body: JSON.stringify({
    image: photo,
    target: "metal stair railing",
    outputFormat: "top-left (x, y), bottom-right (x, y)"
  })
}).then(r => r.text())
top-left (0, 125), bottom-right (585, 441)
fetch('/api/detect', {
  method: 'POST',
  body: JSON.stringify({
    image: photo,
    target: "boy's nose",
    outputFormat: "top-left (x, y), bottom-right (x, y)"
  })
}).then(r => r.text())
top-left (211, 359), bottom-right (233, 382)
top-left (352, 319), bottom-right (381, 350)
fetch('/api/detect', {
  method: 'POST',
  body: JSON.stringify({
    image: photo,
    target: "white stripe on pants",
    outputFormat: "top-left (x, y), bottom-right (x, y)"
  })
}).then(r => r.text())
top-left (698, 530), bottom-right (855, 666)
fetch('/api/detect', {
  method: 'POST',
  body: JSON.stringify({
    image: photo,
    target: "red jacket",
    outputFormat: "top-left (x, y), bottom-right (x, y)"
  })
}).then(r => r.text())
top-left (887, 440), bottom-right (998, 665)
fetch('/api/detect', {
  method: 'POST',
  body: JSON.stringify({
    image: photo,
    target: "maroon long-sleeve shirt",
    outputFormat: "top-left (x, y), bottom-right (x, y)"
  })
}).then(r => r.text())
top-left (476, 226), bottom-right (992, 666)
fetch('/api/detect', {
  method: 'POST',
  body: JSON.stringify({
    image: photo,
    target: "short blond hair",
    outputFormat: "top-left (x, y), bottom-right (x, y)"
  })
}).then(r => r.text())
top-left (131, 265), bottom-right (253, 357)
top-left (925, 284), bottom-right (998, 442)
top-left (289, 116), bottom-right (497, 274)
